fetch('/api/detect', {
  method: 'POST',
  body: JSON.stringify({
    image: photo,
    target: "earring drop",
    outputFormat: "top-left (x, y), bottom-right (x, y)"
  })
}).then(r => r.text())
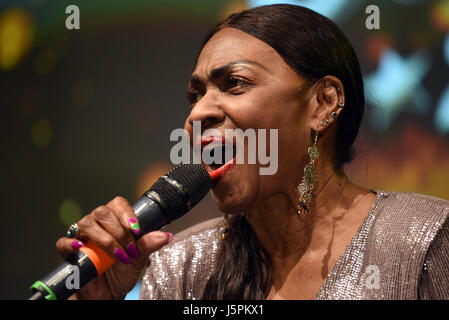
top-left (222, 213), bottom-right (231, 240)
top-left (297, 130), bottom-right (319, 216)
top-left (320, 121), bottom-right (325, 126)
top-left (338, 102), bottom-right (345, 108)
top-left (331, 112), bottom-right (338, 119)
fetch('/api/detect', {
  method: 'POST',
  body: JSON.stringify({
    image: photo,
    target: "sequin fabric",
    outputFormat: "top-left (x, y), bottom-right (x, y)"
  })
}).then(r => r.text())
top-left (140, 191), bottom-right (449, 300)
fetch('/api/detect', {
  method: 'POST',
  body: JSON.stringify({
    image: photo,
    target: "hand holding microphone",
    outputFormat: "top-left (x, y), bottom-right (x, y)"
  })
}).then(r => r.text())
top-left (55, 196), bottom-right (172, 300)
top-left (29, 164), bottom-right (212, 300)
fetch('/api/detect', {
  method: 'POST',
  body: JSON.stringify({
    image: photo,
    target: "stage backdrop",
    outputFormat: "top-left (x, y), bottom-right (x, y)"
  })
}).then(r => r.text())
top-left (0, 0), bottom-right (448, 299)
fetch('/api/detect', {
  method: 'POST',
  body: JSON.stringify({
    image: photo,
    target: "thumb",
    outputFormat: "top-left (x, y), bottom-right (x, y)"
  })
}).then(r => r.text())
top-left (135, 231), bottom-right (172, 266)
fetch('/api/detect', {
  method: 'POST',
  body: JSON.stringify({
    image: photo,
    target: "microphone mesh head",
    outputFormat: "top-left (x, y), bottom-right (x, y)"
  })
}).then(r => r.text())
top-left (147, 164), bottom-right (212, 222)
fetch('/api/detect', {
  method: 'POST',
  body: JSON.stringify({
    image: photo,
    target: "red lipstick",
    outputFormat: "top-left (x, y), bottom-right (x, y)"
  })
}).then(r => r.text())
top-left (208, 158), bottom-right (235, 182)
top-left (198, 135), bottom-right (235, 182)
top-left (196, 136), bottom-right (224, 147)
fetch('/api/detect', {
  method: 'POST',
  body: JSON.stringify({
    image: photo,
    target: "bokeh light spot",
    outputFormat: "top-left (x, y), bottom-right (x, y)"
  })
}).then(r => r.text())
top-left (247, 0), bottom-right (355, 21)
top-left (364, 35), bottom-right (392, 66)
top-left (30, 118), bottom-right (53, 148)
top-left (35, 48), bottom-right (58, 75)
top-left (444, 32), bottom-right (449, 65)
top-left (220, 0), bottom-right (247, 20)
top-left (0, 7), bottom-right (34, 71)
top-left (59, 199), bottom-right (83, 227)
top-left (135, 162), bottom-right (172, 200)
top-left (435, 84), bottom-right (449, 133)
top-left (393, 0), bottom-right (429, 4)
top-left (431, 0), bottom-right (449, 32)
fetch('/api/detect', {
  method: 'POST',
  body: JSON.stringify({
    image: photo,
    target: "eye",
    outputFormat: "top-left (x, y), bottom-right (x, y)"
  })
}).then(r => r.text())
top-left (226, 76), bottom-right (247, 88)
top-left (187, 91), bottom-right (202, 105)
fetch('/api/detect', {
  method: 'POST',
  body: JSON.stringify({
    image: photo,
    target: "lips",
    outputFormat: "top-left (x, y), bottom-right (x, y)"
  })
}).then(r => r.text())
top-left (197, 136), bottom-right (236, 181)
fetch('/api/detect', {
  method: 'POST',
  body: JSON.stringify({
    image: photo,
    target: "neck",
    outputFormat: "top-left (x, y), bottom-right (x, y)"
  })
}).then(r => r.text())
top-left (244, 161), bottom-right (363, 264)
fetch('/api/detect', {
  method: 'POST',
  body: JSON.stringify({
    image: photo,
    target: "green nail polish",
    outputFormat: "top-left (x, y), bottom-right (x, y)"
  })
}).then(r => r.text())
top-left (128, 218), bottom-right (140, 235)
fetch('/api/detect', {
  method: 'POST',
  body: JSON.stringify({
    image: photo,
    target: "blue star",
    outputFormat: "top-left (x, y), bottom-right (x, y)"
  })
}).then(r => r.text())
top-left (444, 32), bottom-right (449, 66)
top-left (364, 49), bottom-right (431, 131)
top-left (434, 33), bottom-right (449, 134)
top-left (435, 84), bottom-right (449, 134)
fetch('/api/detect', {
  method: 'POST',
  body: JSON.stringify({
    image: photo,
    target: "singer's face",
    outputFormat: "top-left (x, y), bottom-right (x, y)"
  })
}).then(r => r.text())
top-left (185, 28), bottom-right (311, 214)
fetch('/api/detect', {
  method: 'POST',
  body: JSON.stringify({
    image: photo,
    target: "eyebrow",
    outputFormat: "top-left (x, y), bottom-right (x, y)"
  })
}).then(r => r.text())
top-left (189, 59), bottom-right (270, 85)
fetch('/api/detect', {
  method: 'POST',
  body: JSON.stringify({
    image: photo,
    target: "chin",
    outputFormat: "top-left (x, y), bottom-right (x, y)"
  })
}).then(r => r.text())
top-left (211, 185), bottom-right (256, 214)
top-left (213, 198), bottom-right (248, 214)
top-left (209, 163), bottom-right (260, 213)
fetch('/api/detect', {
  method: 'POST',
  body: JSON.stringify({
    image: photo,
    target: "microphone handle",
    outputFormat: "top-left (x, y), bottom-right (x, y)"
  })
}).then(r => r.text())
top-left (29, 195), bottom-right (166, 300)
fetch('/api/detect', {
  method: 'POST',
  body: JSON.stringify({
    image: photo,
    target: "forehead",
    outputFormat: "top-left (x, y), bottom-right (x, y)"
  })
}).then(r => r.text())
top-left (195, 27), bottom-right (288, 74)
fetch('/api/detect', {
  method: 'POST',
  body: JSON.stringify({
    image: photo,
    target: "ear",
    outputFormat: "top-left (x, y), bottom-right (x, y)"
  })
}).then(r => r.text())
top-left (309, 75), bottom-right (345, 131)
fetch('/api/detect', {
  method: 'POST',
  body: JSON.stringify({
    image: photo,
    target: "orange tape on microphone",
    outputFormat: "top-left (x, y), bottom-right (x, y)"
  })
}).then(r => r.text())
top-left (79, 241), bottom-right (116, 275)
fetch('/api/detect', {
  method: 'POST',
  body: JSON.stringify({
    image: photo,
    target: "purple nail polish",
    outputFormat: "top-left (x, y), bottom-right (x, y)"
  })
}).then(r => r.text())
top-left (113, 247), bottom-right (131, 264)
top-left (166, 232), bottom-right (174, 244)
top-left (71, 241), bottom-right (84, 250)
top-left (125, 243), bottom-right (140, 260)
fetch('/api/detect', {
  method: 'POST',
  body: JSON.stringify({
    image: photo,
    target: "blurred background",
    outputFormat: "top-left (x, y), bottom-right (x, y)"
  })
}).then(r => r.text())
top-left (1, 0), bottom-right (448, 299)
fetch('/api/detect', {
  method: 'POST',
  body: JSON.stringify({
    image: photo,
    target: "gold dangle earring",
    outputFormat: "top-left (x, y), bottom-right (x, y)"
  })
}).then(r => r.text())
top-left (297, 130), bottom-right (319, 216)
top-left (222, 213), bottom-right (231, 240)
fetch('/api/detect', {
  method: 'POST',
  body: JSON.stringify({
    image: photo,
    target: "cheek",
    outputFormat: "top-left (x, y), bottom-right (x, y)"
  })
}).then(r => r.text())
top-left (183, 120), bottom-right (196, 149)
top-left (236, 86), bottom-right (302, 132)
top-left (244, 92), bottom-right (305, 174)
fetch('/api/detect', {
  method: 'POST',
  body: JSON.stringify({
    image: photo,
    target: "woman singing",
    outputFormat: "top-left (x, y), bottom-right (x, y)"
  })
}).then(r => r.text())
top-left (56, 4), bottom-right (449, 300)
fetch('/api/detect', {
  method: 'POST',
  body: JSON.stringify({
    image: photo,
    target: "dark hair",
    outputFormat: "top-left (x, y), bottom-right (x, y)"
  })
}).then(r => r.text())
top-left (200, 4), bottom-right (365, 299)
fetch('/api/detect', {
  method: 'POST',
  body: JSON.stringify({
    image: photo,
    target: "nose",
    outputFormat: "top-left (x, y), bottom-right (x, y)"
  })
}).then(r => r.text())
top-left (187, 90), bottom-right (225, 130)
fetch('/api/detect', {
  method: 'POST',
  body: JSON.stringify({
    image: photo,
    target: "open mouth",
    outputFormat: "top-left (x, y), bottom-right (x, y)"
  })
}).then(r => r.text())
top-left (199, 136), bottom-right (236, 179)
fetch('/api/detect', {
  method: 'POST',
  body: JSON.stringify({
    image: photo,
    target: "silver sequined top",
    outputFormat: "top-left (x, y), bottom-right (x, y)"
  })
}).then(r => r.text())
top-left (140, 191), bottom-right (449, 300)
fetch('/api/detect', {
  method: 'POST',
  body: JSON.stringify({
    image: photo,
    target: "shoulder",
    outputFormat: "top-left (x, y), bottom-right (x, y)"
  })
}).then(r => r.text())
top-left (418, 217), bottom-right (449, 299)
top-left (371, 190), bottom-right (449, 298)
top-left (139, 217), bottom-right (223, 300)
top-left (373, 190), bottom-right (449, 242)
top-left (373, 190), bottom-right (449, 231)
top-left (377, 190), bottom-right (449, 213)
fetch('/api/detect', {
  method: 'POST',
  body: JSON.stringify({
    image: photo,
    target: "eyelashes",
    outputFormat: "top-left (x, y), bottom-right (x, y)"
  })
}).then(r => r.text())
top-left (226, 76), bottom-right (248, 88)
top-left (187, 91), bottom-right (202, 105)
top-left (187, 76), bottom-right (251, 105)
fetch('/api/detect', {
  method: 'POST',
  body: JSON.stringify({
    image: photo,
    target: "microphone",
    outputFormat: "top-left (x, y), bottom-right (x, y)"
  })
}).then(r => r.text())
top-left (29, 164), bottom-right (212, 300)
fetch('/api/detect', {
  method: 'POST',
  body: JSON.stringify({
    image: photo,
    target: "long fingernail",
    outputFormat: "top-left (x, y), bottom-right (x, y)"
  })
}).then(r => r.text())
top-left (128, 218), bottom-right (140, 235)
top-left (113, 247), bottom-right (131, 264)
top-left (125, 243), bottom-right (140, 260)
top-left (166, 232), bottom-right (174, 244)
top-left (71, 241), bottom-right (84, 250)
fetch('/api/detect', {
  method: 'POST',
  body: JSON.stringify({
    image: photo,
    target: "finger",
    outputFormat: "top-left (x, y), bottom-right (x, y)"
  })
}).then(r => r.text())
top-left (134, 231), bottom-right (172, 268)
top-left (91, 203), bottom-right (139, 260)
top-left (56, 237), bottom-right (85, 259)
top-left (107, 196), bottom-right (141, 236)
top-left (77, 213), bottom-right (132, 265)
